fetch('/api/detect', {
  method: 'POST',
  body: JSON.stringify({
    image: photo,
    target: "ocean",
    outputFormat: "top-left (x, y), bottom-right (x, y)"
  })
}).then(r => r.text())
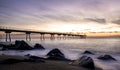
top-left (0, 38), bottom-right (120, 70)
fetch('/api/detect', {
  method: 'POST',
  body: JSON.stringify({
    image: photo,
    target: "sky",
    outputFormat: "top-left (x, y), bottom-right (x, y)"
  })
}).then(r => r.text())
top-left (0, 0), bottom-right (120, 33)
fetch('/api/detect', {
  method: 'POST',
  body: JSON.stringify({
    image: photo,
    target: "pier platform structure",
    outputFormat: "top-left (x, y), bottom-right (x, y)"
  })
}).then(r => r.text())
top-left (0, 26), bottom-right (86, 42)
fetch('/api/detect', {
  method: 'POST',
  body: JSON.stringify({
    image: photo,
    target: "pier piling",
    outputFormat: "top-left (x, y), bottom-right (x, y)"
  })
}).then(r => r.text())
top-left (5, 31), bottom-right (11, 42)
top-left (26, 32), bottom-right (31, 41)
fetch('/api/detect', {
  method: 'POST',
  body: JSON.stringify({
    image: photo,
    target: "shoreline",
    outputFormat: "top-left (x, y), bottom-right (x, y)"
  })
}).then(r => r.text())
top-left (0, 54), bottom-right (102, 70)
top-left (0, 40), bottom-right (120, 70)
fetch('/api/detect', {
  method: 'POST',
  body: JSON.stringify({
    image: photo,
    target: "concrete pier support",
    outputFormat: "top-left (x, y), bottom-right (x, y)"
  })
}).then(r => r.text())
top-left (50, 34), bottom-right (55, 40)
top-left (80, 35), bottom-right (86, 39)
top-left (40, 34), bottom-right (45, 40)
top-left (76, 36), bottom-right (79, 39)
top-left (5, 31), bottom-right (11, 42)
top-left (57, 34), bottom-right (62, 40)
top-left (26, 32), bottom-right (31, 41)
top-left (63, 35), bottom-right (67, 39)
top-left (73, 35), bottom-right (75, 39)
top-left (68, 35), bottom-right (72, 39)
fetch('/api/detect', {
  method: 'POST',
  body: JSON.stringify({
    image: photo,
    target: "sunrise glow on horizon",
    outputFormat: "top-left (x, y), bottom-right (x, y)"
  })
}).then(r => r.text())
top-left (0, 0), bottom-right (120, 33)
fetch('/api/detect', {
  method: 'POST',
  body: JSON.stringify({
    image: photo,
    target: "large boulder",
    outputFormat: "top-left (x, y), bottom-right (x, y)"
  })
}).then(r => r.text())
top-left (70, 56), bottom-right (95, 69)
top-left (15, 40), bottom-right (33, 50)
top-left (0, 44), bottom-right (3, 50)
top-left (34, 43), bottom-right (45, 49)
top-left (1, 44), bottom-right (15, 50)
top-left (0, 58), bottom-right (22, 64)
top-left (46, 48), bottom-right (66, 60)
top-left (23, 55), bottom-right (45, 63)
top-left (97, 54), bottom-right (116, 61)
top-left (79, 56), bottom-right (95, 69)
top-left (82, 50), bottom-right (94, 55)
top-left (28, 55), bottom-right (45, 62)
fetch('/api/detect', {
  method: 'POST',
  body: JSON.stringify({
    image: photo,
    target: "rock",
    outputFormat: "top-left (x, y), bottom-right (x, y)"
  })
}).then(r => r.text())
top-left (24, 54), bottom-right (31, 56)
top-left (47, 48), bottom-right (67, 60)
top-left (0, 59), bottom-right (22, 64)
top-left (24, 54), bottom-right (45, 62)
top-left (71, 56), bottom-right (95, 69)
top-left (29, 56), bottom-right (45, 62)
top-left (0, 44), bottom-right (3, 47)
top-left (79, 56), bottom-right (95, 69)
top-left (2, 44), bottom-right (15, 50)
top-left (0, 44), bottom-right (3, 50)
top-left (15, 40), bottom-right (33, 50)
top-left (34, 43), bottom-right (45, 49)
top-left (83, 50), bottom-right (94, 55)
top-left (1, 47), bottom-right (7, 50)
top-left (29, 56), bottom-right (44, 59)
top-left (97, 54), bottom-right (116, 61)
top-left (0, 57), bottom-right (45, 64)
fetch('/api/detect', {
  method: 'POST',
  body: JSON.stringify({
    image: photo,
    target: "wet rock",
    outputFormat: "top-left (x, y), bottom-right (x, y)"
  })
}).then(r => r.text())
top-left (79, 56), bottom-right (95, 69)
top-left (34, 43), bottom-right (45, 49)
top-left (83, 50), bottom-right (94, 55)
top-left (97, 54), bottom-right (116, 61)
top-left (0, 44), bottom-right (3, 46)
top-left (70, 56), bottom-right (95, 69)
top-left (1, 48), bottom-right (7, 50)
top-left (0, 59), bottom-right (22, 64)
top-left (15, 40), bottom-right (33, 50)
top-left (0, 57), bottom-right (45, 64)
top-left (24, 54), bottom-right (31, 56)
top-left (0, 44), bottom-right (3, 50)
top-left (2, 44), bottom-right (15, 50)
top-left (23, 55), bottom-right (45, 63)
top-left (28, 56), bottom-right (45, 62)
top-left (29, 56), bottom-right (44, 59)
top-left (47, 48), bottom-right (67, 60)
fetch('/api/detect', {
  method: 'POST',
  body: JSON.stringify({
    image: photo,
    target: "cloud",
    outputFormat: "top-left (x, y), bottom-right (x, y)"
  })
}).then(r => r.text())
top-left (0, 0), bottom-right (120, 32)
top-left (84, 18), bottom-right (106, 23)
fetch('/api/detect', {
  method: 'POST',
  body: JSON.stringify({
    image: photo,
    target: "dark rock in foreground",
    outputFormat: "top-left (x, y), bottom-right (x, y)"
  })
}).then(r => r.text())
top-left (83, 50), bottom-right (94, 55)
top-left (28, 55), bottom-right (45, 62)
top-left (23, 55), bottom-right (45, 63)
top-left (70, 56), bottom-right (95, 69)
top-left (29, 56), bottom-right (45, 59)
top-left (97, 54), bottom-right (116, 61)
top-left (0, 58), bottom-right (22, 64)
top-left (79, 56), bottom-right (95, 69)
top-left (34, 43), bottom-right (45, 49)
top-left (0, 55), bottom-right (45, 64)
top-left (0, 44), bottom-right (4, 50)
top-left (1, 44), bottom-right (15, 50)
top-left (15, 40), bottom-right (33, 50)
top-left (24, 54), bottom-right (31, 56)
top-left (47, 48), bottom-right (69, 61)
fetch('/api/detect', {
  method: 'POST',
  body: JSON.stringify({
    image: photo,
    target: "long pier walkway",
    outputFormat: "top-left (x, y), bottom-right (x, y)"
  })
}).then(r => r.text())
top-left (0, 26), bottom-right (86, 42)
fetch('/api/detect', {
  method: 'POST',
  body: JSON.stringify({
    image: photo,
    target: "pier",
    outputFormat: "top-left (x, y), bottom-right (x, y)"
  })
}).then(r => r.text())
top-left (0, 26), bottom-right (86, 42)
